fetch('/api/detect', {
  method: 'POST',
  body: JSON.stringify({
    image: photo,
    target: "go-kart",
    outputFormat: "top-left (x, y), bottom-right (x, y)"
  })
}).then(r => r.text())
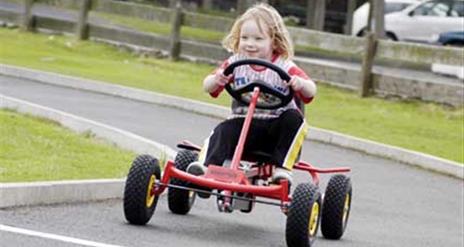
top-left (123, 59), bottom-right (353, 247)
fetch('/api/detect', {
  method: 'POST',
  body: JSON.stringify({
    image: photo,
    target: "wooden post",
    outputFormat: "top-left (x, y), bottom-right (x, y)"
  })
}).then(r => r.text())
top-left (201, 0), bottom-right (213, 10)
top-left (360, 32), bottom-right (377, 97)
top-left (373, 0), bottom-right (385, 39)
top-left (21, 0), bottom-right (34, 32)
top-left (169, 1), bottom-right (183, 61)
top-left (314, 0), bottom-right (326, 31)
top-left (306, 0), bottom-right (315, 29)
top-left (75, 0), bottom-right (91, 40)
top-left (367, 0), bottom-right (374, 32)
top-left (237, 0), bottom-right (247, 15)
top-left (306, 0), bottom-right (325, 31)
top-left (168, 0), bottom-right (177, 8)
top-left (344, 0), bottom-right (356, 34)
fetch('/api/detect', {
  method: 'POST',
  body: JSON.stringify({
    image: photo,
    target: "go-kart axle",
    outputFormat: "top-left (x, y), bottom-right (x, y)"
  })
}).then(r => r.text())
top-left (156, 181), bottom-right (285, 207)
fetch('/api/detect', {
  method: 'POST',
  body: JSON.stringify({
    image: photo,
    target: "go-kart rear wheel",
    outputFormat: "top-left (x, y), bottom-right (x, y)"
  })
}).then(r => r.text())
top-left (286, 183), bottom-right (322, 247)
top-left (123, 154), bottom-right (161, 225)
top-left (321, 174), bottom-right (352, 240)
top-left (168, 150), bottom-right (198, 215)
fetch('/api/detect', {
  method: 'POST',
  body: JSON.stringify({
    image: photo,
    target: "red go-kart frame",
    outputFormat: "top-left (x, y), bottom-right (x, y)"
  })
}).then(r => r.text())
top-left (153, 86), bottom-right (350, 212)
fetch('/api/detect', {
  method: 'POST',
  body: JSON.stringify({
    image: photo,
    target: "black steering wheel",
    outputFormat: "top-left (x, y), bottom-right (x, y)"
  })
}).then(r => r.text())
top-left (223, 59), bottom-right (294, 110)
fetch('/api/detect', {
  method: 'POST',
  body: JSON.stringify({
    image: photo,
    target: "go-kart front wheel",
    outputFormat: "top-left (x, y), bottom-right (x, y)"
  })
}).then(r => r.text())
top-left (168, 150), bottom-right (198, 215)
top-left (321, 174), bottom-right (352, 240)
top-left (286, 183), bottom-right (322, 247)
top-left (123, 154), bottom-right (161, 225)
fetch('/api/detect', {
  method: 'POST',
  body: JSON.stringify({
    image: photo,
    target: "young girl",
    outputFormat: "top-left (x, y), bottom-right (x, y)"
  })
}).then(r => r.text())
top-left (187, 3), bottom-right (317, 196)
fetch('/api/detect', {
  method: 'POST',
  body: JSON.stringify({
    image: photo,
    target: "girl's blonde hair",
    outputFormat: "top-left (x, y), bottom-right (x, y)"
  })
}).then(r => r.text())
top-left (222, 3), bottom-right (294, 59)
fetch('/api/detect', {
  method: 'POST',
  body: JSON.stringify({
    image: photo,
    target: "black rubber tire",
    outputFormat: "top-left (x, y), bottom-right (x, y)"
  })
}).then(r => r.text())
top-left (123, 154), bottom-right (161, 225)
top-left (286, 183), bottom-right (322, 247)
top-left (445, 41), bottom-right (464, 47)
top-left (168, 150), bottom-right (198, 215)
top-left (321, 174), bottom-right (352, 240)
top-left (386, 32), bottom-right (398, 41)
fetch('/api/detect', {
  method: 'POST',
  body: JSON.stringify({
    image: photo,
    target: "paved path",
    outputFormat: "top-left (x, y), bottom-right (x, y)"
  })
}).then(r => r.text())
top-left (0, 75), bottom-right (463, 246)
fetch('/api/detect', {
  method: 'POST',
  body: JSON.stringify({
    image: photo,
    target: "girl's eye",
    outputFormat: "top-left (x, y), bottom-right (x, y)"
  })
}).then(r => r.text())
top-left (256, 37), bottom-right (263, 41)
top-left (240, 36), bottom-right (248, 40)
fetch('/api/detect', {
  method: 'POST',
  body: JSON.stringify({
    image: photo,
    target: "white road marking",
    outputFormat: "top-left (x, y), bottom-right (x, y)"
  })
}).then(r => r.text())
top-left (0, 224), bottom-right (124, 247)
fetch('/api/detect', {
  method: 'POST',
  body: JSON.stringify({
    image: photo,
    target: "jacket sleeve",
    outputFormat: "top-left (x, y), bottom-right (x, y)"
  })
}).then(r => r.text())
top-left (288, 66), bottom-right (315, 104)
top-left (208, 60), bottom-right (230, 98)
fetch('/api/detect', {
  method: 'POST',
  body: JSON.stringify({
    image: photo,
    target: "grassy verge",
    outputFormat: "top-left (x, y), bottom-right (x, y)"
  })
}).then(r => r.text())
top-left (94, 12), bottom-right (226, 44)
top-left (0, 109), bottom-right (135, 182)
top-left (0, 28), bottom-right (462, 164)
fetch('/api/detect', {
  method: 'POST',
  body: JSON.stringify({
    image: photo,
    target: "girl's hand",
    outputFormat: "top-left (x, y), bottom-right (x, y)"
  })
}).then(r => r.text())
top-left (287, 76), bottom-right (317, 100)
top-left (214, 69), bottom-right (233, 87)
top-left (287, 76), bottom-right (304, 92)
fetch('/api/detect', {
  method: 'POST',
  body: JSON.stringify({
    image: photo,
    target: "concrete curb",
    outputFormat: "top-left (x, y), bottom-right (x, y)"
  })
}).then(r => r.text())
top-left (1, 64), bottom-right (462, 180)
top-left (0, 179), bottom-right (124, 208)
top-left (0, 94), bottom-right (176, 208)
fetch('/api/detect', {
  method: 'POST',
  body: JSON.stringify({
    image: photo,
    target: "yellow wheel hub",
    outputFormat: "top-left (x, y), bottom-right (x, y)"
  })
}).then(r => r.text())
top-left (308, 202), bottom-right (320, 236)
top-left (342, 194), bottom-right (351, 224)
top-left (145, 174), bottom-right (156, 207)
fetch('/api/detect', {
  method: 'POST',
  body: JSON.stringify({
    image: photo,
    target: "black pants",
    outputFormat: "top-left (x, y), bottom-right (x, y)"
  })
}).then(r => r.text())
top-left (199, 109), bottom-right (307, 170)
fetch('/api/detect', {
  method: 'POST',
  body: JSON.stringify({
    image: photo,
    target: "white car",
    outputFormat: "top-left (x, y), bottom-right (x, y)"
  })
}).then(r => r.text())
top-left (352, 0), bottom-right (464, 43)
top-left (352, 0), bottom-right (419, 37)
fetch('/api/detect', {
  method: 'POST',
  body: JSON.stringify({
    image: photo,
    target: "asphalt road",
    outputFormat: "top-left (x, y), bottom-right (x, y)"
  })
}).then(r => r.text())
top-left (0, 75), bottom-right (463, 247)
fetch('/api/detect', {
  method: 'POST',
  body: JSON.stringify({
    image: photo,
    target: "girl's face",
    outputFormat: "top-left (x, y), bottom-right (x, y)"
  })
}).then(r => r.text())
top-left (238, 18), bottom-right (273, 60)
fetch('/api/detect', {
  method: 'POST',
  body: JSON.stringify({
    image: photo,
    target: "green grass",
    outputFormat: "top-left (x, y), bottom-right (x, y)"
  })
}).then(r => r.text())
top-left (0, 28), bottom-right (463, 164)
top-left (94, 12), bottom-right (226, 44)
top-left (0, 109), bottom-right (135, 182)
top-left (309, 85), bottom-right (463, 163)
